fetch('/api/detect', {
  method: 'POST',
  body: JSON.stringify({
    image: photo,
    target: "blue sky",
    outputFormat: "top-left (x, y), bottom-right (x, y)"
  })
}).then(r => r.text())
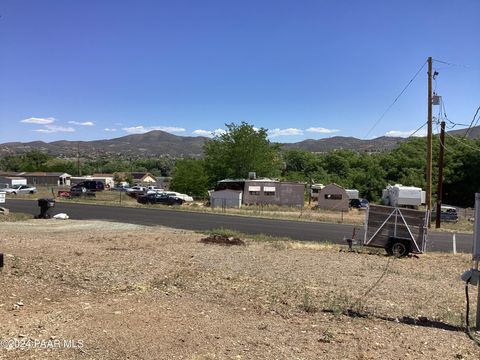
top-left (1, 0), bottom-right (479, 143)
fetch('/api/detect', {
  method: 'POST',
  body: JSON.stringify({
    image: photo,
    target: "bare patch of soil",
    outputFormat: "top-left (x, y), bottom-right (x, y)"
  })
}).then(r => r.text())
top-left (200, 235), bottom-right (246, 246)
top-left (0, 219), bottom-right (479, 359)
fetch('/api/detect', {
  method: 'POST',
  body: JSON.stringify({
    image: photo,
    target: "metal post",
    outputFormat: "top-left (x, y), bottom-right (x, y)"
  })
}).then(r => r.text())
top-left (477, 283), bottom-right (480, 331)
top-left (452, 233), bottom-right (457, 254)
top-left (474, 194), bottom-right (480, 261)
top-left (474, 193), bottom-right (480, 329)
top-left (435, 121), bottom-right (446, 228)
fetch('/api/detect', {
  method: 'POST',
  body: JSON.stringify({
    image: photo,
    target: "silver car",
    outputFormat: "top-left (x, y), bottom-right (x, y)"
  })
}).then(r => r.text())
top-left (3, 185), bottom-right (38, 194)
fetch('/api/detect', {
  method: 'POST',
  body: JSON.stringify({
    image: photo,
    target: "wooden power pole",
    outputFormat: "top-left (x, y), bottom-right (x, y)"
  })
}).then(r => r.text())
top-left (426, 57), bottom-right (433, 220)
top-left (435, 121), bottom-right (446, 229)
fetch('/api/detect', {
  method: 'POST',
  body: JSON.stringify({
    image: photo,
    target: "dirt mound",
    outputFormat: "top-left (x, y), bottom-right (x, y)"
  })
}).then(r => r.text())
top-left (200, 234), bottom-right (246, 246)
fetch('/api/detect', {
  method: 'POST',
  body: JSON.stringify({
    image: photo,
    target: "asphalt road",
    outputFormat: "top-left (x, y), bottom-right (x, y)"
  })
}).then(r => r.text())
top-left (2, 199), bottom-right (474, 254)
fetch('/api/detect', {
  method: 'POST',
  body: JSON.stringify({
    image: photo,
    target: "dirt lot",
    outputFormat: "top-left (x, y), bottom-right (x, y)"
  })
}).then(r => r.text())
top-left (0, 219), bottom-right (479, 359)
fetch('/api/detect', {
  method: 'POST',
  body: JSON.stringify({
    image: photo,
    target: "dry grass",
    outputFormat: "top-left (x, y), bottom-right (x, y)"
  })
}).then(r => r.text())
top-left (0, 219), bottom-right (479, 359)
top-left (0, 211), bottom-right (32, 222)
top-left (433, 218), bottom-right (474, 233)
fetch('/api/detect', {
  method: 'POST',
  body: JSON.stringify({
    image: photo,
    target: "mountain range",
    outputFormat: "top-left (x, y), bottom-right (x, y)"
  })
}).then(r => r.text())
top-left (0, 125), bottom-right (478, 158)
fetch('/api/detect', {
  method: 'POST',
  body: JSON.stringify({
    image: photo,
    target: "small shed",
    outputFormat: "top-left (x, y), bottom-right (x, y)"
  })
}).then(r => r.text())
top-left (210, 189), bottom-right (242, 209)
top-left (19, 172), bottom-right (71, 186)
top-left (0, 176), bottom-right (27, 188)
top-left (317, 183), bottom-right (349, 211)
top-left (216, 178), bottom-right (305, 207)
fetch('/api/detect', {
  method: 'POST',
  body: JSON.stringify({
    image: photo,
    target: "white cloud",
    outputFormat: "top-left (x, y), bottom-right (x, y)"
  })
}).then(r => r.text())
top-left (212, 128), bottom-right (226, 136)
top-left (21, 117), bottom-right (55, 124)
top-left (122, 125), bottom-right (186, 134)
top-left (268, 128), bottom-right (303, 137)
top-left (305, 127), bottom-right (339, 134)
top-left (68, 121), bottom-right (94, 126)
top-left (192, 129), bottom-right (212, 136)
top-left (33, 125), bottom-right (75, 133)
top-left (192, 128), bottom-right (227, 137)
top-left (385, 129), bottom-right (427, 138)
top-left (104, 128), bottom-right (117, 132)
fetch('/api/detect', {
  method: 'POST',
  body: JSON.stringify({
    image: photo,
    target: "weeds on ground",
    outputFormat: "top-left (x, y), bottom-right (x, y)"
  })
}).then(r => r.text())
top-left (0, 212), bottom-right (32, 222)
top-left (299, 286), bottom-right (319, 314)
top-left (201, 228), bottom-right (293, 244)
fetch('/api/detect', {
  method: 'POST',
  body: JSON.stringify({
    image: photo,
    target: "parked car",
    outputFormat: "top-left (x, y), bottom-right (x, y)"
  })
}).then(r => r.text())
top-left (69, 186), bottom-right (96, 197)
top-left (137, 193), bottom-right (184, 205)
top-left (349, 199), bottom-right (362, 209)
top-left (126, 186), bottom-right (147, 198)
top-left (164, 191), bottom-right (194, 202)
top-left (70, 185), bottom-right (87, 193)
top-left (73, 181), bottom-right (104, 192)
top-left (431, 205), bottom-right (459, 223)
top-left (349, 198), bottom-right (369, 209)
top-left (146, 185), bottom-right (164, 194)
top-left (3, 185), bottom-right (37, 194)
top-left (70, 186), bottom-right (86, 197)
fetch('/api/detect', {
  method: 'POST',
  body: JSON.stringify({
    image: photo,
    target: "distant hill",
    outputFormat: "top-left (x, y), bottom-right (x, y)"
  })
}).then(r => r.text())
top-left (1, 126), bottom-right (478, 158)
top-left (0, 131), bottom-right (208, 158)
top-left (447, 125), bottom-right (480, 138)
top-left (280, 136), bottom-right (405, 153)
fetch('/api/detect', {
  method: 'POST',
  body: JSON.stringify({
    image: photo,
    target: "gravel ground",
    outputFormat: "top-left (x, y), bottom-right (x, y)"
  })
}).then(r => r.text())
top-left (0, 219), bottom-right (479, 360)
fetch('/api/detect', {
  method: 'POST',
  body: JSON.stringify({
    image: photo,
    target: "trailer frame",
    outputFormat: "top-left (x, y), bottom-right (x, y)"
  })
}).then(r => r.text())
top-left (363, 204), bottom-right (429, 256)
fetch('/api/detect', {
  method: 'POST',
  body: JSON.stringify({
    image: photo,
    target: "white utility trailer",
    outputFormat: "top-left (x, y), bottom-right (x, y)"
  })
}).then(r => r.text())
top-left (364, 204), bottom-right (429, 257)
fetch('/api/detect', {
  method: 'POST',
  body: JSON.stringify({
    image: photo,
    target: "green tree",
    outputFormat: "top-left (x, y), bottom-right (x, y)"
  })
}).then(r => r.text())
top-left (203, 122), bottom-right (282, 184)
top-left (44, 158), bottom-right (76, 174)
top-left (0, 150), bottom-right (51, 172)
top-left (170, 159), bottom-right (209, 198)
top-left (442, 136), bottom-right (480, 207)
top-left (380, 137), bottom-right (426, 188)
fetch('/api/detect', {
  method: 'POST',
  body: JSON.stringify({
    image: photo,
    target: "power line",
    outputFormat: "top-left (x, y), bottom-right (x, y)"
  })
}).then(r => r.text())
top-left (432, 58), bottom-right (470, 68)
top-left (444, 131), bottom-right (480, 152)
top-left (464, 105), bottom-right (480, 138)
top-left (407, 121), bottom-right (428, 138)
top-left (364, 59), bottom-right (427, 139)
top-left (440, 99), bottom-right (472, 129)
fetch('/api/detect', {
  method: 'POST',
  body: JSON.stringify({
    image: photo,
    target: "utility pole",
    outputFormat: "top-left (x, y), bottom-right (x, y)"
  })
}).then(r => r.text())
top-left (426, 56), bottom-right (433, 222)
top-left (435, 121), bottom-right (445, 229)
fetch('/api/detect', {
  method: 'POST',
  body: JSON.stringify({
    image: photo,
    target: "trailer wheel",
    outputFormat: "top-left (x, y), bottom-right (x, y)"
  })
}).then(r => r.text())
top-left (386, 241), bottom-right (411, 258)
